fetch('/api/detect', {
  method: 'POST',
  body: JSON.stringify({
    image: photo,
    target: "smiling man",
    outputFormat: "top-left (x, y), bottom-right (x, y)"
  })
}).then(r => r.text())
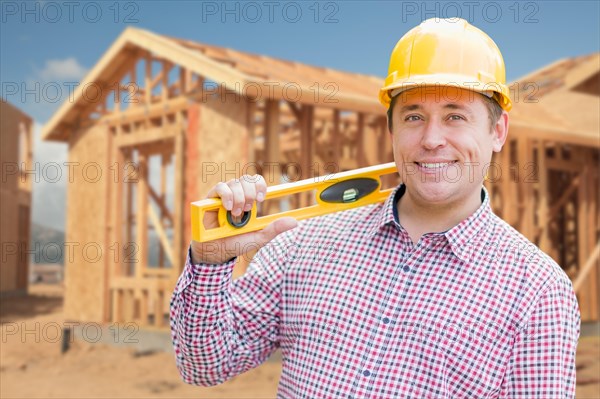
top-left (389, 86), bottom-right (508, 244)
top-left (171, 18), bottom-right (580, 398)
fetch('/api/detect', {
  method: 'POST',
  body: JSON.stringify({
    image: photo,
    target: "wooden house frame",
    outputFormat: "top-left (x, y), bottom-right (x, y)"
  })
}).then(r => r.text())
top-left (42, 27), bottom-right (388, 328)
top-left (491, 53), bottom-right (600, 321)
top-left (42, 27), bottom-right (599, 327)
top-left (1, 100), bottom-right (33, 295)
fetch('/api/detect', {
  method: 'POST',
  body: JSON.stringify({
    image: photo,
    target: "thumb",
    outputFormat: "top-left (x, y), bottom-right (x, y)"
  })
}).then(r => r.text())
top-left (252, 217), bottom-right (298, 247)
top-left (218, 217), bottom-right (298, 263)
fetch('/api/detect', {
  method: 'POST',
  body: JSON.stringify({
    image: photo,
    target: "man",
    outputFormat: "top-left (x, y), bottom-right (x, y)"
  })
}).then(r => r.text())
top-left (170, 18), bottom-right (580, 398)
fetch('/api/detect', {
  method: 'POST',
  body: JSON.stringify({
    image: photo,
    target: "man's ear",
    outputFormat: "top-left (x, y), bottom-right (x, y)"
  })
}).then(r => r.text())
top-left (492, 111), bottom-right (509, 152)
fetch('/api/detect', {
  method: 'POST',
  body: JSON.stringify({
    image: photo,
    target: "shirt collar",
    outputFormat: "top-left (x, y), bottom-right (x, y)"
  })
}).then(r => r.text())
top-left (367, 184), bottom-right (405, 237)
top-left (444, 187), bottom-right (492, 263)
top-left (368, 184), bottom-right (493, 263)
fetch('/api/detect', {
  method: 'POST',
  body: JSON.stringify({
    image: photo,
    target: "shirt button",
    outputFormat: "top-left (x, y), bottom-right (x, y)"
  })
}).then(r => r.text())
top-left (382, 317), bottom-right (390, 324)
top-left (363, 369), bottom-right (371, 377)
top-left (403, 265), bottom-right (410, 273)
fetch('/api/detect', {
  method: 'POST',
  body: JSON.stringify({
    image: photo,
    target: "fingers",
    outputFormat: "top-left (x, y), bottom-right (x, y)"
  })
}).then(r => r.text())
top-left (195, 174), bottom-right (280, 264)
top-left (206, 175), bottom-right (267, 216)
top-left (239, 178), bottom-right (256, 214)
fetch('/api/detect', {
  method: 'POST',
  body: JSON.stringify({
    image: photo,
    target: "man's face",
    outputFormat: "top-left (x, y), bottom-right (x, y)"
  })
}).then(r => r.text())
top-left (389, 86), bottom-right (508, 208)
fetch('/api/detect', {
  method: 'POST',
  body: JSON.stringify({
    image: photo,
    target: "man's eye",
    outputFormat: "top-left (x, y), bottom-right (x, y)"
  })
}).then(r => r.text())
top-left (405, 115), bottom-right (422, 122)
top-left (448, 114), bottom-right (465, 121)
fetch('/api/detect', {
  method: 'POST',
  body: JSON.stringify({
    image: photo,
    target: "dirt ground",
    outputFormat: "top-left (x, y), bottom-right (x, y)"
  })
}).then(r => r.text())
top-left (1, 284), bottom-right (598, 398)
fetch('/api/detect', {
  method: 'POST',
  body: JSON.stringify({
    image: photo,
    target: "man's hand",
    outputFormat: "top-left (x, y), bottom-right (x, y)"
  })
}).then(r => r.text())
top-left (190, 174), bottom-right (298, 264)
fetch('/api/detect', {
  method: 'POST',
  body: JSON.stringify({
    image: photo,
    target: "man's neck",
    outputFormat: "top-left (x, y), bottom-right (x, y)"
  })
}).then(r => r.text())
top-left (397, 188), bottom-right (483, 244)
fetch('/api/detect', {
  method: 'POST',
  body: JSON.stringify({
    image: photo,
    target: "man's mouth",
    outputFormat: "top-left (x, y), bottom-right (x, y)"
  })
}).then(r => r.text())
top-left (415, 161), bottom-right (458, 169)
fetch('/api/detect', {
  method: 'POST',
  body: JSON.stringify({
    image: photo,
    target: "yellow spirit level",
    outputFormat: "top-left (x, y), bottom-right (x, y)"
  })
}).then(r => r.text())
top-left (191, 162), bottom-right (398, 242)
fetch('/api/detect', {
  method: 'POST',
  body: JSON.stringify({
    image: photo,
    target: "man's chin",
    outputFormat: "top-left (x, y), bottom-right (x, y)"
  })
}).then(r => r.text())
top-left (406, 180), bottom-right (460, 206)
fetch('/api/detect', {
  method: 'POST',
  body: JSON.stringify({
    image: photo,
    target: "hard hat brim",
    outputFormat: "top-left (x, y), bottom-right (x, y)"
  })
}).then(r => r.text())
top-left (379, 74), bottom-right (512, 112)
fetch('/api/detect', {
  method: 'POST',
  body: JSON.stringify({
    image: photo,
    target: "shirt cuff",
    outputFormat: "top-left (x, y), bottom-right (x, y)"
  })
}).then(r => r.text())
top-left (181, 245), bottom-right (237, 294)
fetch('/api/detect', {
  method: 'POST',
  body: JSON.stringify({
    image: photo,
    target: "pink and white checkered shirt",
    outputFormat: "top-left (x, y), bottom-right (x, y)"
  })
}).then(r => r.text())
top-left (170, 185), bottom-right (580, 398)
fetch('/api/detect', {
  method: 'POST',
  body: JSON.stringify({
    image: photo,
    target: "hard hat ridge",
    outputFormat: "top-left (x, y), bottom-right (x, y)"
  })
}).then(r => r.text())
top-left (379, 18), bottom-right (512, 112)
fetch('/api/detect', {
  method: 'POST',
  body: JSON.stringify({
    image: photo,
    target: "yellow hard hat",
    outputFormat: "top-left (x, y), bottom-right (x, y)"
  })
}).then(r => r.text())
top-left (379, 18), bottom-right (512, 112)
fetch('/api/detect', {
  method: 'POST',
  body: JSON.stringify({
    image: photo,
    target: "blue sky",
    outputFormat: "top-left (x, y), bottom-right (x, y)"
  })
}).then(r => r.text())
top-left (1, 0), bottom-right (599, 230)
top-left (2, 0), bottom-right (599, 123)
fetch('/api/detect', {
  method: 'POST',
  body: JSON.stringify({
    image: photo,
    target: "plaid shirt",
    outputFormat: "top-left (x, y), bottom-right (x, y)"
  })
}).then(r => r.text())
top-left (170, 185), bottom-right (580, 398)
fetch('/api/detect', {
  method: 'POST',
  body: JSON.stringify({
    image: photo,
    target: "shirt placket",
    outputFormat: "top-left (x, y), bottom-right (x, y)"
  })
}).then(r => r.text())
top-left (349, 240), bottom-right (426, 399)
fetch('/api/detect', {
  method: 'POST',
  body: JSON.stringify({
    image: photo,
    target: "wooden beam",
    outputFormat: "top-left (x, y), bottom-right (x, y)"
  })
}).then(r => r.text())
top-left (102, 126), bottom-right (114, 323)
top-left (131, 62), bottom-right (137, 89)
top-left (158, 153), bottom-right (167, 267)
top-left (104, 98), bottom-right (188, 127)
top-left (139, 290), bottom-right (149, 326)
top-left (112, 289), bottom-right (123, 323)
top-left (161, 60), bottom-right (171, 103)
top-left (299, 105), bottom-right (314, 204)
top-left (180, 67), bottom-right (190, 94)
top-left (264, 99), bottom-right (280, 170)
top-left (499, 143), bottom-right (514, 224)
top-left (122, 289), bottom-right (135, 324)
top-left (547, 175), bottom-right (580, 221)
top-left (109, 276), bottom-right (173, 291)
top-left (149, 68), bottom-right (166, 91)
top-left (124, 149), bottom-right (134, 276)
top-left (147, 202), bottom-right (175, 266)
top-left (331, 109), bottom-right (341, 162)
top-left (173, 111), bottom-right (185, 273)
top-left (536, 140), bottom-right (551, 251)
top-left (148, 184), bottom-right (174, 226)
top-left (356, 112), bottom-right (367, 166)
top-left (114, 144), bottom-right (125, 277)
top-left (510, 122), bottom-right (600, 149)
top-left (143, 269), bottom-right (172, 278)
top-left (115, 126), bottom-right (177, 148)
top-left (154, 290), bottom-right (165, 328)
top-left (145, 54), bottom-right (152, 105)
top-left (136, 152), bottom-right (148, 278)
top-left (286, 101), bottom-right (302, 122)
top-left (546, 158), bottom-right (586, 173)
top-left (577, 160), bottom-right (591, 320)
top-left (517, 137), bottom-right (534, 239)
top-left (573, 242), bottom-right (600, 292)
top-left (246, 100), bottom-right (257, 164)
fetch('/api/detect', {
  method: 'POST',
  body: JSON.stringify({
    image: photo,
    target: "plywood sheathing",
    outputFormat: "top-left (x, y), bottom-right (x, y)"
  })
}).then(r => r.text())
top-left (63, 123), bottom-right (109, 322)
top-left (0, 100), bottom-right (33, 294)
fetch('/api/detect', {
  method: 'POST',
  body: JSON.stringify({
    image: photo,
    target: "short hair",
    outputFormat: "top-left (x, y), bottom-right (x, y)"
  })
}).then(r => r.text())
top-left (386, 91), bottom-right (503, 133)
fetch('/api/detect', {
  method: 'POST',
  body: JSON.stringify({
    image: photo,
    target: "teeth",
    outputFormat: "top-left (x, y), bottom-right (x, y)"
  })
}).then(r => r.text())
top-left (419, 162), bottom-right (452, 169)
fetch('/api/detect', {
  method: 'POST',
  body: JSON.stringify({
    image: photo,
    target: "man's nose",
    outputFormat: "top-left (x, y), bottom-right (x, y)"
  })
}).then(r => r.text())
top-left (420, 120), bottom-right (447, 150)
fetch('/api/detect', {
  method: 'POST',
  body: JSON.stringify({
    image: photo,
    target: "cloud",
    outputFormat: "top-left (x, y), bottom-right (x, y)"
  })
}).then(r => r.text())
top-left (14, 57), bottom-right (89, 123)
top-left (36, 57), bottom-right (88, 82)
